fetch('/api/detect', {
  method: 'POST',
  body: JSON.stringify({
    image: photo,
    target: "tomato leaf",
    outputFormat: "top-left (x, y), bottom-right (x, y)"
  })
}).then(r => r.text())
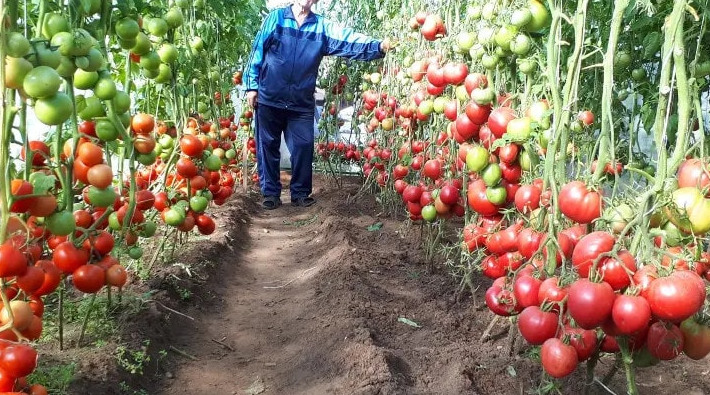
top-left (367, 222), bottom-right (383, 231)
top-left (397, 317), bottom-right (421, 328)
top-left (29, 173), bottom-right (56, 194)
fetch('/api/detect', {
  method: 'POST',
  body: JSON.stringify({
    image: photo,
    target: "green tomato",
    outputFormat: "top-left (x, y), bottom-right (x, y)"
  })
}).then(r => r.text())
top-left (136, 151), bottom-right (157, 166)
top-left (95, 119), bottom-right (118, 142)
top-left (485, 186), bottom-right (507, 205)
top-left (421, 205), bottom-right (437, 222)
top-left (418, 100), bottom-right (434, 115)
top-left (115, 17), bottom-right (140, 40)
top-left (128, 246), bottom-right (144, 260)
top-left (481, 163), bottom-right (502, 187)
top-left (46, 210), bottom-right (76, 236)
top-left (164, 208), bottom-right (185, 226)
top-left (5, 32), bottom-right (31, 57)
top-left (510, 9), bottom-right (533, 27)
top-left (465, 145), bottom-right (489, 172)
top-left (189, 196), bottom-right (209, 213)
top-left (94, 77), bottom-right (117, 100)
top-left (204, 154), bottom-right (222, 171)
top-left (35, 93), bottom-right (73, 126)
top-left (74, 69), bottom-right (99, 90)
top-left (139, 51), bottom-right (161, 71)
top-left (42, 13), bottom-right (70, 38)
top-left (518, 58), bottom-right (536, 75)
top-left (131, 32), bottom-right (152, 55)
top-left (164, 8), bottom-right (184, 29)
top-left (506, 117), bottom-right (533, 141)
top-left (113, 90), bottom-right (131, 114)
top-left (139, 221), bottom-right (158, 238)
top-left (158, 43), bottom-right (179, 64)
top-left (88, 186), bottom-right (117, 208)
top-left (147, 18), bottom-right (169, 37)
top-left (666, 187), bottom-right (710, 235)
top-left (108, 212), bottom-right (121, 230)
top-left (77, 95), bottom-right (106, 120)
top-left (23, 66), bottom-right (62, 99)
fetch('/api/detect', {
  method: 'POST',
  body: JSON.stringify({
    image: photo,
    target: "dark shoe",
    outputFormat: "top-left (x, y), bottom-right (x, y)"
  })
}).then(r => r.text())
top-left (291, 196), bottom-right (316, 207)
top-left (262, 196), bottom-right (282, 210)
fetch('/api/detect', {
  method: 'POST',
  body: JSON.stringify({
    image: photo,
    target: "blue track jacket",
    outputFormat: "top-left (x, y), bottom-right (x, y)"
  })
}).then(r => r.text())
top-left (245, 6), bottom-right (384, 113)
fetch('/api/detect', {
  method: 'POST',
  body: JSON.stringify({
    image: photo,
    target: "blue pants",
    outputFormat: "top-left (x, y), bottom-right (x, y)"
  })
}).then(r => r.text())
top-left (256, 104), bottom-right (314, 199)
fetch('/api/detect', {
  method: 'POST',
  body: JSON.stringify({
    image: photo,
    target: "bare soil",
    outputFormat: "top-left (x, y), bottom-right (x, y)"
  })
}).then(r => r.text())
top-left (56, 174), bottom-right (709, 395)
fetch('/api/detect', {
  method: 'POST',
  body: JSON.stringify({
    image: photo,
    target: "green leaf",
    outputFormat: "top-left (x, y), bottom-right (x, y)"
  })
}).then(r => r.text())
top-left (29, 173), bottom-right (57, 194)
top-left (397, 317), bottom-right (421, 328)
top-left (367, 222), bottom-right (383, 231)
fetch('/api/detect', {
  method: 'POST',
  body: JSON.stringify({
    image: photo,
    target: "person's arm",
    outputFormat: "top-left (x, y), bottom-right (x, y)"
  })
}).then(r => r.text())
top-left (322, 20), bottom-right (386, 61)
top-left (244, 11), bottom-right (279, 106)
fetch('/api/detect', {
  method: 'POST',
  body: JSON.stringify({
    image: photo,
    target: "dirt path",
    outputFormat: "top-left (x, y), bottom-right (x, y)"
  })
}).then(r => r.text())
top-left (146, 175), bottom-right (710, 395)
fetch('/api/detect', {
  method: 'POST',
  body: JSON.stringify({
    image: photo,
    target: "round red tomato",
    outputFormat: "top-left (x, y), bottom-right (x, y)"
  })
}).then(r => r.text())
top-left (647, 321), bottom-right (684, 360)
top-left (541, 338), bottom-right (578, 378)
top-left (558, 181), bottom-right (602, 224)
top-left (612, 294), bottom-right (651, 335)
top-left (518, 306), bottom-right (559, 345)
top-left (72, 264), bottom-right (106, 293)
top-left (571, 231), bottom-right (615, 278)
top-left (567, 279), bottom-right (615, 329)
top-left (513, 274), bottom-right (542, 308)
top-left (646, 270), bottom-right (706, 322)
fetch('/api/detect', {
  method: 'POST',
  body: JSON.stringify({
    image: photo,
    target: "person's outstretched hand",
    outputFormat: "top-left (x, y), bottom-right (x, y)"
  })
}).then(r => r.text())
top-left (380, 38), bottom-right (397, 53)
top-left (246, 91), bottom-right (258, 108)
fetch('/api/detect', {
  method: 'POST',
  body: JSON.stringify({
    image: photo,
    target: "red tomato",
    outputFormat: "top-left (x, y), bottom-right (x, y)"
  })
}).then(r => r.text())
top-left (465, 102), bottom-right (491, 125)
top-left (514, 184), bottom-right (542, 213)
top-left (180, 135), bottom-right (204, 157)
top-left (72, 265), bottom-right (106, 293)
top-left (538, 277), bottom-right (567, 307)
top-left (571, 231), bottom-right (615, 278)
top-left (0, 344), bottom-right (37, 378)
top-left (517, 228), bottom-right (544, 259)
top-left (518, 306), bottom-right (559, 345)
top-left (498, 144), bottom-right (519, 164)
top-left (567, 279), bottom-right (615, 329)
top-left (422, 159), bottom-right (442, 180)
top-left (487, 107), bottom-right (516, 138)
top-left (52, 242), bottom-right (89, 274)
top-left (513, 274), bottom-right (542, 308)
top-left (0, 244), bottom-right (27, 277)
top-left (598, 250), bottom-right (636, 290)
top-left (20, 141), bottom-right (50, 166)
top-left (485, 281), bottom-right (520, 316)
top-left (611, 294), bottom-right (651, 335)
top-left (541, 338), bottom-right (578, 378)
top-left (558, 181), bottom-right (602, 224)
top-left (677, 159), bottom-right (710, 195)
top-left (647, 321), bottom-right (684, 360)
top-left (646, 270), bottom-right (706, 322)
top-left (559, 326), bottom-right (598, 361)
top-left (467, 179), bottom-right (502, 216)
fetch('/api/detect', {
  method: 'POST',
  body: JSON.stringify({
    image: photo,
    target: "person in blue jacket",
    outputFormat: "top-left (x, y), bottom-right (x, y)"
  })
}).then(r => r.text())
top-left (245, 0), bottom-right (391, 209)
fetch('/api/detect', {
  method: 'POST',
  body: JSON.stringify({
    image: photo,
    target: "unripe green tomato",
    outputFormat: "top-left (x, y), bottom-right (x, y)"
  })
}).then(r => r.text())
top-left (46, 210), bottom-right (76, 236)
top-left (128, 246), bottom-right (144, 259)
top-left (139, 221), bottom-right (158, 238)
top-left (481, 163), bottom-right (502, 186)
top-left (108, 212), bottom-right (121, 230)
top-left (164, 208), bottom-right (185, 226)
top-left (421, 205), bottom-right (437, 222)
